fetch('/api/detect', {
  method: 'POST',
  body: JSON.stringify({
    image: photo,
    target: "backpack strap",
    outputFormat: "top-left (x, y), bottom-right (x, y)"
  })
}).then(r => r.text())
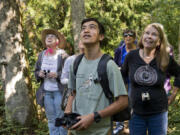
top-left (97, 54), bottom-right (114, 135)
top-left (73, 53), bottom-right (84, 76)
top-left (97, 54), bottom-right (114, 102)
top-left (73, 53), bottom-right (114, 102)
top-left (56, 54), bottom-right (65, 83)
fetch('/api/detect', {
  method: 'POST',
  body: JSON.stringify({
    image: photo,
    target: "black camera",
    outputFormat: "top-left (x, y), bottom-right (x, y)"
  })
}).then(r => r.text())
top-left (55, 113), bottom-right (81, 128)
top-left (43, 70), bottom-right (50, 76)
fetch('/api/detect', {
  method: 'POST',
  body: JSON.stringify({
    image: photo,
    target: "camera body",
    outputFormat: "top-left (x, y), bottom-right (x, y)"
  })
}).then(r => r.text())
top-left (55, 113), bottom-right (80, 128)
top-left (141, 92), bottom-right (150, 102)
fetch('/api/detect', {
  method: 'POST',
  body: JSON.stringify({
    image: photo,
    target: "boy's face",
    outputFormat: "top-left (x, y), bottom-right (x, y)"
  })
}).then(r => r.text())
top-left (80, 21), bottom-right (104, 46)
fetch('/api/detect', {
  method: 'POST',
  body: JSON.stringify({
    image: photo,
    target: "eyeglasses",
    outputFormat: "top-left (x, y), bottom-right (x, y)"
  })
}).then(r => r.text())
top-left (46, 34), bottom-right (57, 38)
top-left (123, 33), bottom-right (134, 37)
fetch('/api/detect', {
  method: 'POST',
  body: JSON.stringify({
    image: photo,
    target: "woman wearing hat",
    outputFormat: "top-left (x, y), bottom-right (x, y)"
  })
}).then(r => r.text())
top-left (34, 29), bottom-right (67, 135)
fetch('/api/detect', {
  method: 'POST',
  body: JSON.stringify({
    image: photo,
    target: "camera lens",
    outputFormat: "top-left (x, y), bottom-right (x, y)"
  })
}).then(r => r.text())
top-left (43, 70), bottom-right (47, 76)
top-left (55, 117), bottom-right (67, 127)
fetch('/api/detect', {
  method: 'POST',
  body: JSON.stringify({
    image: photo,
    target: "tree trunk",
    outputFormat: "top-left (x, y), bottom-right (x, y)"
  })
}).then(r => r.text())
top-left (0, 0), bottom-right (32, 125)
top-left (178, 24), bottom-right (180, 64)
top-left (71, 0), bottom-right (86, 53)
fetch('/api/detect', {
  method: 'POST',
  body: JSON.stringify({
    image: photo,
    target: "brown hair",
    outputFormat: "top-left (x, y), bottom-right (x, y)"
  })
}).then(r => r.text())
top-left (138, 23), bottom-right (170, 71)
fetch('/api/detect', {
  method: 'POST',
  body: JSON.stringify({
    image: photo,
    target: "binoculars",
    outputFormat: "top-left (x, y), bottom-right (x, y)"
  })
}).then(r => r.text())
top-left (43, 70), bottom-right (50, 76)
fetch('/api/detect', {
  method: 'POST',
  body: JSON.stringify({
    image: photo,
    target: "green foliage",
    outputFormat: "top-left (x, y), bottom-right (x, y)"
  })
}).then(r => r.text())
top-left (22, 0), bottom-right (180, 56)
top-left (168, 91), bottom-right (180, 135)
top-left (84, 0), bottom-right (155, 55)
top-left (84, 0), bottom-right (179, 57)
top-left (151, 0), bottom-right (180, 56)
top-left (23, 0), bottom-right (72, 51)
top-left (27, 0), bottom-right (67, 29)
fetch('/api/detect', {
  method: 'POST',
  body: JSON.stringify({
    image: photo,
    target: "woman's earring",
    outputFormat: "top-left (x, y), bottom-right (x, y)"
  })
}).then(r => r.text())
top-left (156, 45), bottom-right (160, 50)
top-left (156, 40), bottom-right (161, 51)
top-left (56, 41), bottom-right (59, 46)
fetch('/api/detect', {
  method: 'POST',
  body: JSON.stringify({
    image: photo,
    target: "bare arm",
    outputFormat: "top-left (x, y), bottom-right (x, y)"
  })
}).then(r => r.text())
top-left (71, 95), bottom-right (128, 130)
top-left (64, 90), bottom-right (76, 114)
top-left (98, 95), bottom-right (128, 118)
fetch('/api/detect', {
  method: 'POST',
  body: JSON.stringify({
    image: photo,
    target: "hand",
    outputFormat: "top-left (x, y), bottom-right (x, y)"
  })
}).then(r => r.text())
top-left (70, 113), bottom-right (94, 130)
top-left (46, 72), bottom-right (57, 78)
top-left (38, 70), bottom-right (45, 78)
top-left (62, 52), bottom-right (69, 59)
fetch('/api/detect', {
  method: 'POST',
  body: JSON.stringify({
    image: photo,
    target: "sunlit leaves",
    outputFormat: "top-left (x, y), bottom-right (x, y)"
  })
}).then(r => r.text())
top-left (151, 0), bottom-right (180, 54)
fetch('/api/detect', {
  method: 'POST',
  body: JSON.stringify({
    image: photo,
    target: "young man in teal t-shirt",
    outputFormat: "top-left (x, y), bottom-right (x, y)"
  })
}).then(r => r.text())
top-left (65, 18), bottom-right (128, 135)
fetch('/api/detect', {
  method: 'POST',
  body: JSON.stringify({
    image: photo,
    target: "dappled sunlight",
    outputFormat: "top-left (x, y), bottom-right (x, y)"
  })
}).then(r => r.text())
top-left (5, 71), bottom-right (23, 101)
top-left (0, 7), bottom-right (16, 32)
top-left (0, 2), bottom-right (3, 11)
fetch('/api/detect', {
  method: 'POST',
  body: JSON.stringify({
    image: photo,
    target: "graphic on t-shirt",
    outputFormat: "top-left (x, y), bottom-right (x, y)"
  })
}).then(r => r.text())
top-left (78, 73), bottom-right (94, 89)
top-left (134, 65), bottom-right (157, 86)
top-left (41, 54), bottom-right (58, 91)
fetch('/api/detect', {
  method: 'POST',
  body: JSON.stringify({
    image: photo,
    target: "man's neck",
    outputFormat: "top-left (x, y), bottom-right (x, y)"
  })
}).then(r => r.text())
top-left (84, 44), bottom-right (102, 60)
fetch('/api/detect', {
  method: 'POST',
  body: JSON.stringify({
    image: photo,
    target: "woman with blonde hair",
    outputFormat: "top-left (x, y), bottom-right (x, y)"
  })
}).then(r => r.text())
top-left (121, 23), bottom-right (180, 135)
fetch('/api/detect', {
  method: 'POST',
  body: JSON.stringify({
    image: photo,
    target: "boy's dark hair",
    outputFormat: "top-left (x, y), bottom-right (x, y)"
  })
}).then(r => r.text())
top-left (81, 18), bottom-right (105, 35)
top-left (123, 29), bottom-right (136, 38)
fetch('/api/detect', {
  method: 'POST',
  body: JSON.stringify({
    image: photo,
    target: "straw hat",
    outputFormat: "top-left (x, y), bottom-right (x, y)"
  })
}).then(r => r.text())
top-left (41, 28), bottom-right (66, 49)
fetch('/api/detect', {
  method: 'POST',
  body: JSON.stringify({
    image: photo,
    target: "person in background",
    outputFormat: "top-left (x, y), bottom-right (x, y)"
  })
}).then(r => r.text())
top-left (114, 29), bottom-right (137, 134)
top-left (65, 18), bottom-right (128, 135)
top-left (164, 45), bottom-right (174, 95)
top-left (114, 29), bottom-right (137, 68)
top-left (61, 40), bottom-right (85, 85)
top-left (34, 29), bottom-right (67, 135)
top-left (60, 40), bottom-right (84, 135)
top-left (121, 23), bottom-right (180, 135)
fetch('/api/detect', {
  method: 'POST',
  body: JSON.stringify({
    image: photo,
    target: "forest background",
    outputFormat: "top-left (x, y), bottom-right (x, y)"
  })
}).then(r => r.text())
top-left (0, 0), bottom-right (180, 135)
